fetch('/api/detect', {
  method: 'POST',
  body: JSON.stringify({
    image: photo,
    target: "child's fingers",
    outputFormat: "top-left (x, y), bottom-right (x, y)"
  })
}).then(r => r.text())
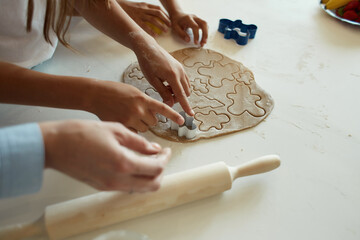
top-left (174, 24), bottom-right (190, 42)
top-left (127, 127), bottom-right (138, 133)
top-left (139, 22), bottom-right (157, 37)
top-left (183, 18), bottom-right (200, 44)
top-left (149, 77), bottom-right (175, 107)
top-left (144, 6), bottom-right (171, 27)
top-left (150, 98), bottom-right (184, 125)
top-left (164, 77), bottom-right (193, 116)
top-left (165, 73), bottom-right (194, 116)
top-left (185, 73), bottom-right (191, 89)
top-left (191, 26), bottom-right (200, 45)
top-left (142, 15), bottom-right (169, 32)
top-left (194, 17), bottom-right (208, 46)
top-left (181, 72), bottom-right (191, 97)
top-left (141, 110), bottom-right (158, 127)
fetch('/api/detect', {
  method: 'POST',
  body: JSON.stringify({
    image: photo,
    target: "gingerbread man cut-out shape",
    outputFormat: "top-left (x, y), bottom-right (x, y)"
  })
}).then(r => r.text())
top-left (235, 70), bottom-right (254, 85)
top-left (227, 83), bottom-right (265, 117)
top-left (195, 111), bottom-right (230, 131)
top-left (198, 62), bottom-right (240, 88)
top-left (129, 67), bottom-right (144, 80)
top-left (183, 48), bottom-right (223, 67)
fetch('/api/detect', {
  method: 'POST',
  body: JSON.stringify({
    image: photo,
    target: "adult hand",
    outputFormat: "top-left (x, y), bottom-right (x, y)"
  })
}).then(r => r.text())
top-left (85, 80), bottom-right (184, 132)
top-left (40, 120), bottom-right (171, 193)
top-left (170, 12), bottom-right (208, 47)
top-left (132, 36), bottom-right (194, 116)
top-left (117, 0), bottom-right (171, 37)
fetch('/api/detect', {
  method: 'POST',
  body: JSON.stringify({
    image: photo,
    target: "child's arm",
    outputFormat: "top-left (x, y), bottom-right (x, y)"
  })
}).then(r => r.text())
top-left (160, 0), bottom-right (208, 46)
top-left (73, 0), bottom-right (193, 115)
top-left (0, 61), bottom-right (184, 132)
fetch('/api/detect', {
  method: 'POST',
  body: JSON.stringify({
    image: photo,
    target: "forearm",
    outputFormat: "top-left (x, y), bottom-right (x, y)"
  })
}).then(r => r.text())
top-left (0, 61), bottom-right (95, 111)
top-left (73, 0), bottom-right (156, 52)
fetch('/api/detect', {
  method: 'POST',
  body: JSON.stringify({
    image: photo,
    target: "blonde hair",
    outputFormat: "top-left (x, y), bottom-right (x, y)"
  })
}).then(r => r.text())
top-left (26, 0), bottom-right (110, 48)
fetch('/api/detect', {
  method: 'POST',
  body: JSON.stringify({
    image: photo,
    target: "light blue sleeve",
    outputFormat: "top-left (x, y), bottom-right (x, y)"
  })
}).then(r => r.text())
top-left (0, 123), bottom-right (45, 198)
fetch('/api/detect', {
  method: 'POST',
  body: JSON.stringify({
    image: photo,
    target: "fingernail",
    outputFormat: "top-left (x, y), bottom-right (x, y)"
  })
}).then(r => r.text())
top-left (163, 147), bottom-right (171, 156)
top-left (190, 109), bottom-right (195, 116)
top-left (178, 116), bottom-right (185, 125)
top-left (151, 142), bottom-right (162, 150)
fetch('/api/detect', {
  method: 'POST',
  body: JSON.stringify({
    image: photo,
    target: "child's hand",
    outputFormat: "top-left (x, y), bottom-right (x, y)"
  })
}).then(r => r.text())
top-left (72, 0), bottom-right (194, 117)
top-left (40, 120), bottom-right (171, 193)
top-left (133, 36), bottom-right (194, 117)
top-left (86, 81), bottom-right (184, 132)
top-left (170, 12), bottom-right (208, 47)
top-left (118, 0), bottom-right (171, 37)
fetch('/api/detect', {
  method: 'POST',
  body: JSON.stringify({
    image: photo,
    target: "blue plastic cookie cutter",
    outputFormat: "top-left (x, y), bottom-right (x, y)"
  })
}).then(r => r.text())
top-left (218, 19), bottom-right (257, 45)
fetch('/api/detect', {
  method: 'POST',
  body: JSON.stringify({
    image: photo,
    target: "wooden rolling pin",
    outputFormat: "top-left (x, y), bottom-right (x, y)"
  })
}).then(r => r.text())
top-left (0, 155), bottom-right (280, 240)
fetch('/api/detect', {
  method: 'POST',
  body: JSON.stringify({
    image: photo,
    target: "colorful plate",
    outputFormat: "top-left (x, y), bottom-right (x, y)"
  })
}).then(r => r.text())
top-left (320, 2), bottom-right (360, 26)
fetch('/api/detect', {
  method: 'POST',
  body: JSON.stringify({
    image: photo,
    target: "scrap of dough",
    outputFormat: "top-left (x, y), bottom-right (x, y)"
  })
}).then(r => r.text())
top-left (191, 91), bottom-right (225, 109)
top-left (122, 48), bottom-right (274, 142)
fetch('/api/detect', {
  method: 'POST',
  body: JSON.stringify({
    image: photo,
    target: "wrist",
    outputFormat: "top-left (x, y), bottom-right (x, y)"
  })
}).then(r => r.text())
top-left (39, 120), bottom-right (86, 170)
top-left (169, 9), bottom-right (185, 20)
top-left (39, 121), bottom-right (59, 169)
top-left (76, 77), bottom-right (103, 114)
top-left (130, 32), bottom-right (159, 56)
top-left (160, 0), bottom-right (184, 19)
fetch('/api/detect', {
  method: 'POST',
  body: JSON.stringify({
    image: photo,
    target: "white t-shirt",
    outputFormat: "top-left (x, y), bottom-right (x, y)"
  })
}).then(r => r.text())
top-left (0, 0), bottom-right (58, 68)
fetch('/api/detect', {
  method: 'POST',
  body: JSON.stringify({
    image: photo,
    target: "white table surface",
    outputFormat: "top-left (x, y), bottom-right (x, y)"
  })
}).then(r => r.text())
top-left (1, 0), bottom-right (360, 239)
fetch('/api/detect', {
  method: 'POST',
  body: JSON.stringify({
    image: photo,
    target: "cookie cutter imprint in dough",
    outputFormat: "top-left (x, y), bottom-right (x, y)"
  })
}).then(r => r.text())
top-left (123, 48), bottom-right (274, 142)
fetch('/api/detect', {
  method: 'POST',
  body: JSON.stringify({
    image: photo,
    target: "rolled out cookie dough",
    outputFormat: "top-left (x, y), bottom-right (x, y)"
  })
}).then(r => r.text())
top-left (122, 48), bottom-right (274, 142)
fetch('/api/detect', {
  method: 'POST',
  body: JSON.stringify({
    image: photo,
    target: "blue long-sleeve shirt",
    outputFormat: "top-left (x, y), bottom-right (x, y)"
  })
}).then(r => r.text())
top-left (0, 123), bottom-right (44, 198)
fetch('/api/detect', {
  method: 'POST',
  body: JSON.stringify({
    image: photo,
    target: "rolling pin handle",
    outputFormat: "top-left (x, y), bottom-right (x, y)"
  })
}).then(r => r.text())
top-left (229, 155), bottom-right (281, 181)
